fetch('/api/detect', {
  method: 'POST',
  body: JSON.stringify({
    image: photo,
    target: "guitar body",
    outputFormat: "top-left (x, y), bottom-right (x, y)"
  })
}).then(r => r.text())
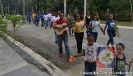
top-left (55, 23), bottom-right (68, 35)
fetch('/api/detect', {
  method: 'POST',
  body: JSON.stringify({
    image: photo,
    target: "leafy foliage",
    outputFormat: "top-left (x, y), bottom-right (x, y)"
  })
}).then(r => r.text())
top-left (114, 24), bottom-right (121, 37)
top-left (6, 15), bottom-right (23, 32)
top-left (0, 18), bottom-right (7, 38)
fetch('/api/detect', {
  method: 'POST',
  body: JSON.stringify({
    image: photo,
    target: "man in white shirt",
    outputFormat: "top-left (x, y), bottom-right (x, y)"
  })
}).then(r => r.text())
top-left (47, 13), bottom-right (52, 28)
top-left (50, 13), bottom-right (55, 28)
top-left (52, 12), bottom-right (60, 43)
top-left (44, 14), bottom-right (49, 29)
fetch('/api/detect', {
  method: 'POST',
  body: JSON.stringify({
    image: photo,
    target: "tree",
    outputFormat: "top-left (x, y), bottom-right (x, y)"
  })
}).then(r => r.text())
top-left (130, 0), bottom-right (133, 22)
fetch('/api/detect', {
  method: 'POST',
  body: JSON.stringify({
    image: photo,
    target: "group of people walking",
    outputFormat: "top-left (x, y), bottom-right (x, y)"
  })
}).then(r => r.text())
top-left (52, 11), bottom-right (131, 76)
top-left (23, 10), bottom-right (131, 76)
top-left (26, 12), bottom-right (56, 28)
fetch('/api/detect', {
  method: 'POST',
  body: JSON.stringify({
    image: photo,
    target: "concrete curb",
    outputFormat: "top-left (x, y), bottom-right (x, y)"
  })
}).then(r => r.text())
top-left (101, 24), bottom-right (133, 29)
top-left (6, 36), bottom-right (69, 76)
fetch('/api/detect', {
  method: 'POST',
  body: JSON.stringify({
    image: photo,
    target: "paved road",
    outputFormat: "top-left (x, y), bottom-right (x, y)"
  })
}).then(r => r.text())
top-left (0, 38), bottom-right (50, 76)
top-left (7, 23), bottom-right (133, 76)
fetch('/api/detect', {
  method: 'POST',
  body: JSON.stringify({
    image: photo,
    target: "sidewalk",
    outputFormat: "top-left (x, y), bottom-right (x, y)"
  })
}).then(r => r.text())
top-left (0, 38), bottom-right (50, 76)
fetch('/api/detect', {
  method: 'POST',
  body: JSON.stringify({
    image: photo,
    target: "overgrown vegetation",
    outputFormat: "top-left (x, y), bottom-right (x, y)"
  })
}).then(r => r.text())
top-left (35, 50), bottom-right (51, 60)
top-left (114, 24), bottom-right (121, 38)
top-left (0, 18), bottom-right (7, 40)
top-left (6, 15), bottom-right (24, 38)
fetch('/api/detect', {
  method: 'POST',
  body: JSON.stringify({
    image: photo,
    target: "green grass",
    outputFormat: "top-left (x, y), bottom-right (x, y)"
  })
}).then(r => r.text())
top-left (100, 20), bottom-right (133, 26)
top-left (35, 50), bottom-right (50, 60)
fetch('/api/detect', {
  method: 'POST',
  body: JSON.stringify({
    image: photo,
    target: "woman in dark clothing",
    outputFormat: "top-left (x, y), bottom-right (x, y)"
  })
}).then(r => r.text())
top-left (85, 12), bottom-right (92, 35)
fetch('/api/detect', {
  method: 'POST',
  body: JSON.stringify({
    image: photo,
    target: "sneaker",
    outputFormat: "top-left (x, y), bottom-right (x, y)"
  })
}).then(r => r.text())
top-left (68, 56), bottom-right (76, 62)
top-left (59, 53), bottom-right (62, 57)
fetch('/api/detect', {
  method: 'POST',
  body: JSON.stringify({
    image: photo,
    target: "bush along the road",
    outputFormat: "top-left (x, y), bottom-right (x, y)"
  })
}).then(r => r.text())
top-left (0, 18), bottom-right (7, 40)
top-left (6, 15), bottom-right (24, 38)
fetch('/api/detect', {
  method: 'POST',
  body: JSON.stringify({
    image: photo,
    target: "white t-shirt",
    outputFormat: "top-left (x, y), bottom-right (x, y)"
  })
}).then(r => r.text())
top-left (83, 43), bottom-right (98, 61)
top-left (48, 14), bottom-right (52, 19)
top-left (44, 15), bottom-right (49, 20)
top-left (52, 16), bottom-right (60, 22)
top-left (51, 16), bottom-right (55, 22)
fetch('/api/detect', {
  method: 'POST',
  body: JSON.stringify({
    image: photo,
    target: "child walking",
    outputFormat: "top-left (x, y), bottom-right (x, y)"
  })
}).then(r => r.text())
top-left (114, 43), bottom-right (131, 76)
top-left (77, 34), bottom-right (99, 76)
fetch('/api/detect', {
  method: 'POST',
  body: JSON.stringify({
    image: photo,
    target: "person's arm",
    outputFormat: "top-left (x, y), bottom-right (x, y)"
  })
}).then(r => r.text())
top-left (98, 22), bottom-right (104, 32)
top-left (125, 55), bottom-right (132, 67)
top-left (75, 49), bottom-right (85, 57)
top-left (69, 21), bottom-right (76, 28)
top-left (88, 22), bottom-right (94, 29)
top-left (103, 24), bottom-right (107, 35)
top-left (52, 21), bottom-right (63, 29)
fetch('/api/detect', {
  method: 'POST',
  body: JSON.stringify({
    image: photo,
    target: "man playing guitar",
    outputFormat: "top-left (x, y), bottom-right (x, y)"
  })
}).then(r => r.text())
top-left (52, 12), bottom-right (71, 61)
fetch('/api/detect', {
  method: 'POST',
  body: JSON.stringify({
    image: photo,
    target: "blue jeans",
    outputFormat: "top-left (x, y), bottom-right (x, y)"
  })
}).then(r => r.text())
top-left (69, 27), bottom-right (74, 36)
top-left (48, 20), bottom-right (51, 27)
top-left (54, 30), bottom-right (58, 43)
top-left (44, 20), bottom-right (48, 28)
top-left (58, 34), bottom-right (70, 57)
top-left (35, 19), bottom-right (39, 26)
top-left (32, 19), bottom-right (35, 24)
top-left (107, 29), bottom-right (114, 45)
top-left (84, 62), bottom-right (96, 76)
top-left (92, 32), bottom-right (98, 42)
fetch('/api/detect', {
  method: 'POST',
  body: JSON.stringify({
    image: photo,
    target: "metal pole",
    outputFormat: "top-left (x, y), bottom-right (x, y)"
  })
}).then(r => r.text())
top-left (64, 0), bottom-right (66, 17)
top-left (23, 0), bottom-right (25, 14)
top-left (84, 0), bottom-right (86, 18)
top-left (130, 0), bottom-right (133, 22)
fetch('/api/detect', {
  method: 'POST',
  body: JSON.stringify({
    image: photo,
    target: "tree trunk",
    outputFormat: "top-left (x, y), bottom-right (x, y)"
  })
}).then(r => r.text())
top-left (107, 9), bottom-right (109, 20)
top-left (130, 0), bottom-right (133, 22)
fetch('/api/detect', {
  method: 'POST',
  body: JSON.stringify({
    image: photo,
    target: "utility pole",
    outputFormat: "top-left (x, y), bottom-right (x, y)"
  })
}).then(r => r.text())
top-left (64, 0), bottom-right (66, 17)
top-left (130, 0), bottom-right (133, 23)
top-left (23, 0), bottom-right (25, 14)
top-left (84, 0), bottom-right (86, 18)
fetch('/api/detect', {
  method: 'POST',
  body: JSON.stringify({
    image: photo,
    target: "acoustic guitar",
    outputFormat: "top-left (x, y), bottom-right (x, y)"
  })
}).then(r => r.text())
top-left (54, 23), bottom-right (73, 35)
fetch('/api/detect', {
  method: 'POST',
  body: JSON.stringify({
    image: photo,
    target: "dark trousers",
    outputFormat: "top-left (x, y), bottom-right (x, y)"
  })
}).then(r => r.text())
top-left (41, 19), bottom-right (44, 27)
top-left (92, 32), bottom-right (98, 42)
top-left (75, 32), bottom-right (84, 54)
top-left (28, 19), bottom-right (31, 24)
top-left (84, 62), bottom-right (96, 76)
top-left (35, 19), bottom-right (39, 26)
top-left (107, 29), bottom-right (114, 46)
